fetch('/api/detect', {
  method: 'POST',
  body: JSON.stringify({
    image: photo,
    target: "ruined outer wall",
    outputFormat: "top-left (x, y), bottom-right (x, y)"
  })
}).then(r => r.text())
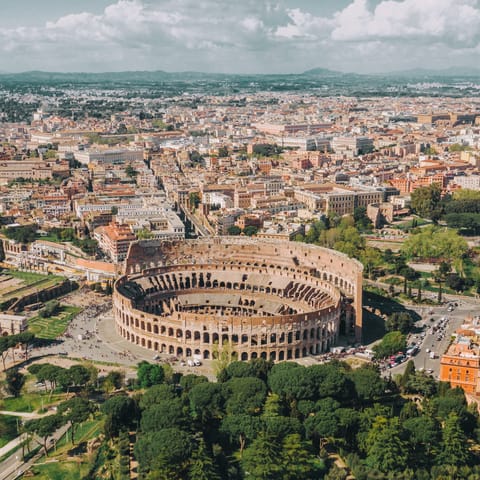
top-left (124, 237), bottom-right (363, 337)
top-left (114, 237), bottom-right (363, 361)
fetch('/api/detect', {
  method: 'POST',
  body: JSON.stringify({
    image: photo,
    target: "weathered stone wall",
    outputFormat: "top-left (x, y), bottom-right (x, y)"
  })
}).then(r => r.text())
top-left (114, 237), bottom-right (363, 361)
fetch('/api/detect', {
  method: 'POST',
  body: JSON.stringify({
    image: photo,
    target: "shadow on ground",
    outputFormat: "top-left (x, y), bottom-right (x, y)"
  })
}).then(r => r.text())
top-left (362, 290), bottom-right (421, 345)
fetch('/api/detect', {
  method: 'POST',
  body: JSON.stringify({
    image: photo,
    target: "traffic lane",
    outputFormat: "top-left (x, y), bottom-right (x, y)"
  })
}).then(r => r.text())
top-left (386, 303), bottom-right (474, 377)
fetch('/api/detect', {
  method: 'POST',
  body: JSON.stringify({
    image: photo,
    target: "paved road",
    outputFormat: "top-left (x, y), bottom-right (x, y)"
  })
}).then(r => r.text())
top-left (0, 434), bottom-right (27, 460)
top-left (0, 423), bottom-right (70, 480)
top-left (387, 298), bottom-right (480, 378)
top-left (25, 298), bottom-right (215, 379)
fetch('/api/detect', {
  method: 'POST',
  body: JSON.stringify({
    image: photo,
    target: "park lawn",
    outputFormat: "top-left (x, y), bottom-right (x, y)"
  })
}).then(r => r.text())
top-left (8, 270), bottom-right (62, 283)
top-left (28, 460), bottom-right (91, 480)
top-left (30, 418), bottom-right (106, 480)
top-left (0, 415), bottom-right (18, 448)
top-left (28, 306), bottom-right (82, 339)
top-left (0, 270), bottom-right (65, 301)
top-left (54, 418), bottom-right (103, 453)
top-left (1, 392), bottom-right (67, 413)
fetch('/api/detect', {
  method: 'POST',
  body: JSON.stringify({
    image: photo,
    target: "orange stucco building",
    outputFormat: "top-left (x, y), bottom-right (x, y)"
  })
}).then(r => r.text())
top-left (440, 322), bottom-right (480, 396)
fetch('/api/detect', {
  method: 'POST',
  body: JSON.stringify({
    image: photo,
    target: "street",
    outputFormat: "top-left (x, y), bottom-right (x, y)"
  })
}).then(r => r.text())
top-left (387, 297), bottom-right (480, 378)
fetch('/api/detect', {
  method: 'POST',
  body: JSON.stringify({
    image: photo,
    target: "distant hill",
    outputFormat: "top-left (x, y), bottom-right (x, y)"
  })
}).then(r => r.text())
top-left (1, 67), bottom-right (480, 85)
top-left (301, 67), bottom-right (346, 76)
top-left (0, 70), bottom-right (233, 83)
top-left (383, 66), bottom-right (480, 77)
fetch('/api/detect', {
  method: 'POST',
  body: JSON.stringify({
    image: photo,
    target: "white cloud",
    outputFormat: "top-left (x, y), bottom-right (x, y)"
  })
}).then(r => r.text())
top-left (331, 0), bottom-right (480, 47)
top-left (0, 0), bottom-right (480, 73)
top-left (274, 8), bottom-right (334, 40)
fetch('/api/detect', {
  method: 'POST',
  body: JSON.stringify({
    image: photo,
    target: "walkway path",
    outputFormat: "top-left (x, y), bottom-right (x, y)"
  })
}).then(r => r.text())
top-left (0, 411), bottom-right (50, 420)
top-left (0, 434), bottom-right (27, 460)
top-left (0, 423), bottom-right (70, 480)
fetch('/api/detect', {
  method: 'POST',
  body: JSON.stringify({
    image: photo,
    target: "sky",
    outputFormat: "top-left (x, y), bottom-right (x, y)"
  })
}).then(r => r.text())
top-left (1, 0), bottom-right (480, 74)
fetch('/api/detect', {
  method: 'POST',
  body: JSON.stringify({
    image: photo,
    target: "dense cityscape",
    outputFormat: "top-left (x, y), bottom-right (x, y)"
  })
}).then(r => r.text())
top-left (2, 1), bottom-right (480, 479)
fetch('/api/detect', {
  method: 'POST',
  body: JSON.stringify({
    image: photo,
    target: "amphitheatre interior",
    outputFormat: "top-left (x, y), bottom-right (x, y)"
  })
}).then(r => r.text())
top-left (113, 237), bottom-right (363, 362)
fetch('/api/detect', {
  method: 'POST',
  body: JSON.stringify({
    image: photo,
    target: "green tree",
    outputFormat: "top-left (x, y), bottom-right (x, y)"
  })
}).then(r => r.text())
top-left (137, 361), bottom-right (165, 388)
top-left (189, 192), bottom-right (201, 210)
top-left (354, 206), bottom-right (373, 231)
top-left (386, 312), bottom-right (414, 334)
top-left (188, 438), bottom-right (221, 480)
top-left (410, 184), bottom-right (441, 219)
top-left (102, 370), bottom-right (124, 392)
top-left (268, 363), bottom-right (316, 405)
top-left (241, 432), bottom-right (283, 479)
top-left (5, 369), bottom-right (25, 397)
top-left (223, 377), bottom-right (267, 415)
top-left (324, 464), bottom-right (348, 480)
top-left (405, 372), bottom-right (437, 397)
top-left (25, 414), bottom-right (64, 456)
top-left (220, 414), bottom-right (262, 453)
top-left (218, 146), bottom-right (229, 158)
top-left (101, 395), bottom-right (139, 438)
top-left (69, 364), bottom-right (91, 389)
top-left (57, 397), bottom-right (95, 444)
top-left (348, 365), bottom-right (386, 402)
top-left (365, 417), bottom-right (408, 473)
top-left (403, 415), bottom-right (441, 467)
top-left (189, 383), bottom-right (224, 425)
top-left (281, 433), bottom-right (320, 480)
top-left (39, 300), bottom-right (60, 318)
top-left (373, 331), bottom-right (406, 359)
top-left (134, 428), bottom-right (194, 480)
top-left (439, 412), bottom-right (470, 466)
top-left (401, 226), bottom-right (468, 264)
top-left (305, 398), bottom-right (340, 448)
top-left (139, 384), bottom-right (177, 410)
top-left (243, 226), bottom-right (258, 237)
top-left (227, 225), bottom-right (242, 236)
top-left (125, 165), bottom-right (138, 178)
top-left (399, 360), bottom-right (415, 391)
top-left (140, 399), bottom-right (187, 432)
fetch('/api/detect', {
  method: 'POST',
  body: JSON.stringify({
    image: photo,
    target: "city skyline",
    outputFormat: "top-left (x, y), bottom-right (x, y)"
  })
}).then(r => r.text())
top-left (1, 0), bottom-right (480, 74)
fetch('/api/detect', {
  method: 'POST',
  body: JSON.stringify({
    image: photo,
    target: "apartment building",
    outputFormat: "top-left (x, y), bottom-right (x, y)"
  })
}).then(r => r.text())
top-left (0, 159), bottom-right (53, 185)
top-left (453, 175), bottom-right (480, 190)
top-left (440, 319), bottom-right (480, 396)
top-left (94, 223), bottom-right (137, 264)
top-left (75, 148), bottom-right (144, 165)
top-left (332, 136), bottom-right (374, 156)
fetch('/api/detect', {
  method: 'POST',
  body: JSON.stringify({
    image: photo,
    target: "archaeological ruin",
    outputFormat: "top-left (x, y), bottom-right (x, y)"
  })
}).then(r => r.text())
top-left (113, 237), bottom-right (363, 362)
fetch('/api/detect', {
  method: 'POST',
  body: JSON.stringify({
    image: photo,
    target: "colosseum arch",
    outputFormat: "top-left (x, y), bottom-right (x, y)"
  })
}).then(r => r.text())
top-left (114, 237), bottom-right (363, 363)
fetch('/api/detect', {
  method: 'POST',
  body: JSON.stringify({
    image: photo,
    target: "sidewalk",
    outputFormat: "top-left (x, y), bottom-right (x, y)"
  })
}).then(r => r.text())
top-left (1, 423), bottom-right (70, 480)
top-left (0, 411), bottom-right (49, 420)
top-left (0, 434), bottom-right (27, 459)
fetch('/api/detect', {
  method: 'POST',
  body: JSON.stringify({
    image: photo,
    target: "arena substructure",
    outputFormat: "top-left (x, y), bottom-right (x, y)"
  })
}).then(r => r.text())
top-left (113, 237), bottom-right (363, 362)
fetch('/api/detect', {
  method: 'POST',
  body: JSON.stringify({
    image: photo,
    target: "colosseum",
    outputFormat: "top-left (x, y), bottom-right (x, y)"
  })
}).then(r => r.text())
top-left (113, 237), bottom-right (363, 362)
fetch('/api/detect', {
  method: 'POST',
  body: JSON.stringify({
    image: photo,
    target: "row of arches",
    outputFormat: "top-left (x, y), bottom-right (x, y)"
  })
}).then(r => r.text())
top-left (119, 328), bottom-right (334, 360)
top-left (115, 307), bottom-right (337, 348)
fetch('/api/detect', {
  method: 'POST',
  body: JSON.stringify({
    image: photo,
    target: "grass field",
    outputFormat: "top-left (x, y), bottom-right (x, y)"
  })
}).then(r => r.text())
top-left (29, 418), bottom-right (103, 480)
top-left (55, 418), bottom-right (103, 452)
top-left (0, 270), bottom-right (65, 302)
top-left (1, 392), bottom-right (67, 413)
top-left (28, 305), bottom-right (82, 339)
top-left (0, 415), bottom-right (18, 449)
top-left (27, 460), bottom-right (91, 480)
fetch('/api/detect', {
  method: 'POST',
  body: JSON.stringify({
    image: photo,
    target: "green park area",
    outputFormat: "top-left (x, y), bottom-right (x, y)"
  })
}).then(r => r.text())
top-left (29, 419), bottom-right (102, 480)
top-left (0, 270), bottom-right (64, 305)
top-left (28, 304), bottom-right (82, 340)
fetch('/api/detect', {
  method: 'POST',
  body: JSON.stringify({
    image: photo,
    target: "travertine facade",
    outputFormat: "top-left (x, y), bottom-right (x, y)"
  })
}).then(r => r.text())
top-left (113, 237), bottom-right (363, 361)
